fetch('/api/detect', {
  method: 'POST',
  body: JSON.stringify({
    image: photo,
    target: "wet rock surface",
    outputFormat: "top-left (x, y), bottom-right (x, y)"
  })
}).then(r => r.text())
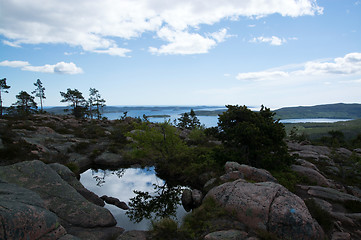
top-left (101, 195), bottom-right (130, 210)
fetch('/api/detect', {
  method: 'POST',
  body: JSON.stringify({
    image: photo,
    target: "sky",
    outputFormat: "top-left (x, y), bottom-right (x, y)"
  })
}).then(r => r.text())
top-left (0, 0), bottom-right (360, 109)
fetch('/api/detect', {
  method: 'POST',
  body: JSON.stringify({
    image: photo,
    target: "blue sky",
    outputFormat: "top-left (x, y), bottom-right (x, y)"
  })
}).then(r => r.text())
top-left (0, 0), bottom-right (360, 109)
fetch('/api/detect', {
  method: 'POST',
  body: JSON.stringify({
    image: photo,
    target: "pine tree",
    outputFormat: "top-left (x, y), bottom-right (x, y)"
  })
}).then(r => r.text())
top-left (0, 78), bottom-right (10, 116)
top-left (60, 88), bottom-right (86, 118)
top-left (32, 79), bottom-right (46, 112)
top-left (88, 88), bottom-right (106, 119)
top-left (13, 91), bottom-right (37, 115)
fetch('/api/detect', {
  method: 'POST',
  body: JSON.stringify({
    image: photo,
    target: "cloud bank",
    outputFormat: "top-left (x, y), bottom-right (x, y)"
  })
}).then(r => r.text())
top-left (236, 52), bottom-right (361, 81)
top-left (0, 0), bottom-right (323, 56)
top-left (0, 60), bottom-right (83, 74)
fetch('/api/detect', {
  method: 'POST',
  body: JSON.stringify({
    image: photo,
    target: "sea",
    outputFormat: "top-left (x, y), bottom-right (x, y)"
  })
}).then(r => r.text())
top-left (102, 106), bottom-right (352, 127)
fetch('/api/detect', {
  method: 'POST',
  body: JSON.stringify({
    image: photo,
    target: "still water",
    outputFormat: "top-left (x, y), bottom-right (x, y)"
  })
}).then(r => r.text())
top-left (80, 167), bottom-right (187, 230)
top-left (103, 106), bottom-right (352, 127)
top-left (279, 118), bottom-right (352, 123)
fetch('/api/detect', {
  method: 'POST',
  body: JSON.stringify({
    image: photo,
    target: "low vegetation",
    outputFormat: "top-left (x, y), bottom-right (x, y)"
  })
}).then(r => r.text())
top-left (285, 119), bottom-right (361, 144)
top-left (149, 197), bottom-right (234, 240)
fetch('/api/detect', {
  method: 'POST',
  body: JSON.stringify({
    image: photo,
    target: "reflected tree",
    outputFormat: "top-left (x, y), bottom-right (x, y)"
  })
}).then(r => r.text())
top-left (126, 183), bottom-right (182, 223)
top-left (92, 169), bottom-right (125, 187)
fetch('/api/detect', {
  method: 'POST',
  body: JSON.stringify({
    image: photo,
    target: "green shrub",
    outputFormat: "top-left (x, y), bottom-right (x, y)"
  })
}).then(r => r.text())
top-left (271, 169), bottom-right (313, 193)
top-left (180, 197), bottom-right (231, 239)
top-left (150, 218), bottom-right (180, 240)
top-left (72, 141), bottom-right (89, 153)
top-left (65, 162), bottom-right (80, 174)
top-left (217, 105), bottom-right (292, 170)
top-left (188, 128), bottom-right (208, 145)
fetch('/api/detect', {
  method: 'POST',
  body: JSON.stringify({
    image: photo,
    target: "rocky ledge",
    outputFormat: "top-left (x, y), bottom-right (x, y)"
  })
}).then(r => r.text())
top-left (0, 160), bottom-right (123, 240)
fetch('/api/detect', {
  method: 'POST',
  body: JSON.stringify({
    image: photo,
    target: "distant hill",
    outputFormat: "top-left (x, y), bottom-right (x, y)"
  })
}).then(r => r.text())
top-left (274, 103), bottom-right (361, 119)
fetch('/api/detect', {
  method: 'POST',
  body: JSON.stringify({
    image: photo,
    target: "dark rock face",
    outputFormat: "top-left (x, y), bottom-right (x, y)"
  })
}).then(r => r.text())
top-left (94, 152), bottom-right (124, 166)
top-left (0, 160), bottom-right (116, 229)
top-left (101, 195), bottom-right (129, 210)
top-left (192, 189), bottom-right (203, 207)
top-left (181, 188), bottom-right (203, 211)
top-left (0, 181), bottom-right (66, 240)
top-left (181, 189), bottom-right (193, 212)
top-left (205, 180), bottom-right (324, 240)
top-left (204, 229), bottom-right (248, 240)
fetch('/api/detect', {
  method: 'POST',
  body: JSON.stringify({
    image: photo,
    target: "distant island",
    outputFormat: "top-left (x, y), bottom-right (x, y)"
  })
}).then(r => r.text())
top-left (194, 103), bottom-right (361, 120)
top-left (146, 115), bottom-right (171, 118)
top-left (274, 103), bottom-right (361, 119)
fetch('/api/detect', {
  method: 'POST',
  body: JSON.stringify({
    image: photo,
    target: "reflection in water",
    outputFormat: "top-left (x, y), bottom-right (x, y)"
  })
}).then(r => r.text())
top-left (92, 169), bottom-right (125, 186)
top-left (80, 167), bottom-right (186, 230)
top-left (127, 183), bottom-right (182, 223)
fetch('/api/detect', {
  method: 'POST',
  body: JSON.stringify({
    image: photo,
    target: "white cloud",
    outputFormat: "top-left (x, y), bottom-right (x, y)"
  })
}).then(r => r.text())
top-left (237, 71), bottom-right (289, 81)
top-left (209, 28), bottom-right (231, 43)
top-left (236, 52), bottom-right (361, 81)
top-left (0, 60), bottom-right (83, 74)
top-left (2, 40), bottom-right (21, 47)
top-left (149, 28), bottom-right (217, 55)
top-left (0, 0), bottom-right (323, 56)
top-left (0, 60), bottom-right (30, 68)
top-left (302, 52), bottom-right (361, 75)
top-left (93, 47), bottom-right (132, 57)
top-left (250, 36), bottom-right (287, 46)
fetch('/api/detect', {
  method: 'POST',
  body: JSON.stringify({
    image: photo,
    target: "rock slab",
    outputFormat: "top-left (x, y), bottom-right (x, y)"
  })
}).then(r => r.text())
top-left (0, 160), bottom-right (116, 228)
top-left (205, 180), bottom-right (324, 240)
top-left (0, 181), bottom-right (66, 240)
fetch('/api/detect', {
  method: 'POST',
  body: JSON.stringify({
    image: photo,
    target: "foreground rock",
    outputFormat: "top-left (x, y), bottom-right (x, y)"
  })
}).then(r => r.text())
top-left (205, 179), bottom-right (324, 240)
top-left (50, 163), bottom-right (105, 207)
top-left (0, 180), bottom-right (78, 239)
top-left (0, 160), bottom-right (123, 239)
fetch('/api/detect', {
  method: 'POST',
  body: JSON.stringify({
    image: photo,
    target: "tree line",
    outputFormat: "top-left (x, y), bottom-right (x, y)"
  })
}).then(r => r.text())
top-left (0, 77), bottom-right (105, 119)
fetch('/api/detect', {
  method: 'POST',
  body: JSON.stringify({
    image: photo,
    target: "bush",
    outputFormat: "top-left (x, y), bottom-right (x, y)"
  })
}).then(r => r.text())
top-left (65, 162), bottom-right (80, 174)
top-left (188, 128), bottom-right (208, 145)
top-left (181, 197), bottom-right (233, 239)
top-left (271, 169), bottom-right (312, 193)
top-left (150, 218), bottom-right (179, 240)
top-left (217, 105), bottom-right (292, 170)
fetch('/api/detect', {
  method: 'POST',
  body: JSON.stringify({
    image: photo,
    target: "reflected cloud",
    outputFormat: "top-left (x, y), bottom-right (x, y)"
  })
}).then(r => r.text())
top-left (80, 167), bottom-right (186, 230)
